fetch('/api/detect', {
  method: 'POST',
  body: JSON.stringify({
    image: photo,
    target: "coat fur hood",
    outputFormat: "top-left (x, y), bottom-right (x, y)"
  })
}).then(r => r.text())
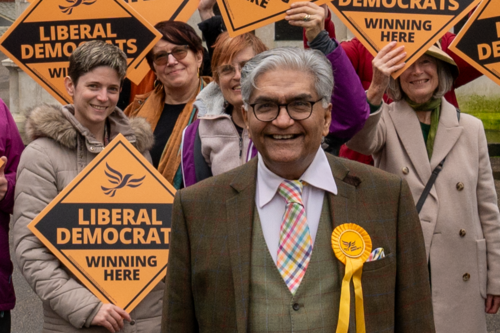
top-left (25, 104), bottom-right (154, 153)
top-left (194, 81), bottom-right (226, 118)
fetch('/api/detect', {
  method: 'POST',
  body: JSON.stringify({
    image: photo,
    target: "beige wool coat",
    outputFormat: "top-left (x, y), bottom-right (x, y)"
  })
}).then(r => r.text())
top-left (347, 97), bottom-right (500, 333)
top-left (12, 104), bottom-right (163, 333)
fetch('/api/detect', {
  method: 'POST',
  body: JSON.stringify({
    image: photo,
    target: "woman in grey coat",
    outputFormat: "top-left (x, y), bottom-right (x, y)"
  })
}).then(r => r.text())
top-left (12, 41), bottom-right (160, 333)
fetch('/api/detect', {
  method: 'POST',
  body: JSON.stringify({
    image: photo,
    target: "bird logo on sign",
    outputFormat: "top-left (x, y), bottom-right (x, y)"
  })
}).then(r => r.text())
top-left (101, 163), bottom-right (145, 197)
top-left (59, 0), bottom-right (97, 15)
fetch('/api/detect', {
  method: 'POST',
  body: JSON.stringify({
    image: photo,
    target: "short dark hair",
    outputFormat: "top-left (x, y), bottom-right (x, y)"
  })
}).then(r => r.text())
top-left (146, 21), bottom-right (204, 72)
top-left (68, 40), bottom-right (127, 86)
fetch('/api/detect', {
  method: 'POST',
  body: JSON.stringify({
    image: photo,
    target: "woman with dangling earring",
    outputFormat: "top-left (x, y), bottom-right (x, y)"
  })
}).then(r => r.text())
top-left (124, 21), bottom-right (212, 189)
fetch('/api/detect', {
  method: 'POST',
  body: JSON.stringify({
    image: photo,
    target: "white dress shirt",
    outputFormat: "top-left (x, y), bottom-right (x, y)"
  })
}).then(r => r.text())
top-left (256, 147), bottom-right (338, 264)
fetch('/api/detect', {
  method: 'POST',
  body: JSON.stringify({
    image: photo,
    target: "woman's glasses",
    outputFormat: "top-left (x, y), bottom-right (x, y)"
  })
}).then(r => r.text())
top-left (153, 45), bottom-right (189, 66)
top-left (217, 61), bottom-right (247, 78)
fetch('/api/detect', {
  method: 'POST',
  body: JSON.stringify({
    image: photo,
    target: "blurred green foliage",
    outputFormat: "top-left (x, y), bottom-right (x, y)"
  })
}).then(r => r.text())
top-left (457, 95), bottom-right (500, 143)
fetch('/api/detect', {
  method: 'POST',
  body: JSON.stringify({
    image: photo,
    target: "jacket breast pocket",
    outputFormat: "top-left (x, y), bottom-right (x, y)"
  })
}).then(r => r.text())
top-left (362, 253), bottom-right (395, 272)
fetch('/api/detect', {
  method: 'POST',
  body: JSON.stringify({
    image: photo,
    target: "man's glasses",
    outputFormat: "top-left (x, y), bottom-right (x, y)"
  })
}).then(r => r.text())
top-left (153, 45), bottom-right (189, 66)
top-left (249, 98), bottom-right (324, 122)
top-left (217, 61), bottom-right (247, 78)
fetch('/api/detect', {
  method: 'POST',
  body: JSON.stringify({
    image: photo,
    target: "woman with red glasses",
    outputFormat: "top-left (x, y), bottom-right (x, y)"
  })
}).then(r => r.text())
top-left (124, 21), bottom-right (212, 189)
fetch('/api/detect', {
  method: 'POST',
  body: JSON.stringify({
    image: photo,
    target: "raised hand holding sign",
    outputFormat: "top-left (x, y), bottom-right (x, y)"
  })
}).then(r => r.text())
top-left (217, 0), bottom-right (328, 37)
top-left (327, 0), bottom-right (481, 77)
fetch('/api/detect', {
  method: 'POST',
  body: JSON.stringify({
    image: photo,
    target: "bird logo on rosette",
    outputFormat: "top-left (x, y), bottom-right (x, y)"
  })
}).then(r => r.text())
top-left (342, 240), bottom-right (361, 253)
top-left (101, 163), bottom-right (145, 197)
top-left (59, 0), bottom-right (97, 15)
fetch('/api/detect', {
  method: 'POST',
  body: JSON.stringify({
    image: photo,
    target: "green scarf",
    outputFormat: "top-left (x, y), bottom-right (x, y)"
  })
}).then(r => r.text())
top-left (405, 97), bottom-right (441, 159)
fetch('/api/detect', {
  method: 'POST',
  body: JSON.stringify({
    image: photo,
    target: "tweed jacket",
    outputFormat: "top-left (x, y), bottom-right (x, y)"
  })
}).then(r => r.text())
top-left (162, 154), bottom-right (435, 332)
top-left (347, 98), bottom-right (500, 332)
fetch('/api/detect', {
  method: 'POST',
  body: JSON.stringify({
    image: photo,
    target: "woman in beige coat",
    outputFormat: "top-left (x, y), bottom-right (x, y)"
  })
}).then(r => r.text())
top-left (12, 41), bottom-right (161, 333)
top-left (348, 41), bottom-right (500, 332)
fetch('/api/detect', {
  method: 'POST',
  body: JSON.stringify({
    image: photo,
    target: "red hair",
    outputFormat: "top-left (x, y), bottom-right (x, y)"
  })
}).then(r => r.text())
top-left (211, 32), bottom-right (268, 83)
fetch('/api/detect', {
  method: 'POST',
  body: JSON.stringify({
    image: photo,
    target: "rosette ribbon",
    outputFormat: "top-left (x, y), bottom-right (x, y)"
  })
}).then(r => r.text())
top-left (331, 223), bottom-right (372, 333)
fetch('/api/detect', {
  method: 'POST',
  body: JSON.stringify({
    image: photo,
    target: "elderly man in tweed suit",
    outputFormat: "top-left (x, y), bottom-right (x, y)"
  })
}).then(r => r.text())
top-left (162, 46), bottom-right (435, 332)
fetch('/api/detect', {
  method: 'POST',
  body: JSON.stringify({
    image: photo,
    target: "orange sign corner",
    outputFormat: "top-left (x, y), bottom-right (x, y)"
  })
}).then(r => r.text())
top-left (449, 0), bottom-right (500, 86)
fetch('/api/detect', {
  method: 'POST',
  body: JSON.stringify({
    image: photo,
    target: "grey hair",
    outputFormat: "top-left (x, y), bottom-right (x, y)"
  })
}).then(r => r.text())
top-left (68, 40), bottom-right (128, 86)
top-left (240, 47), bottom-right (334, 109)
top-left (387, 58), bottom-right (454, 101)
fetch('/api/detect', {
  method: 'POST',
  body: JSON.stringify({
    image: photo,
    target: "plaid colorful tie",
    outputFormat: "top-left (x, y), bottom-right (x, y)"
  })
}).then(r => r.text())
top-left (277, 180), bottom-right (313, 295)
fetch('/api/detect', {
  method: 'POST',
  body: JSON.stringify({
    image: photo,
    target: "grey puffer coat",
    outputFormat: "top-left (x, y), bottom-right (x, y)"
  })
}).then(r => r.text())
top-left (13, 104), bottom-right (162, 333)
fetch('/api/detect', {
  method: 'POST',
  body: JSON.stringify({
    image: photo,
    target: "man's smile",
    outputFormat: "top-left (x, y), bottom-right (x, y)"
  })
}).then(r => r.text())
top-left (270, 134), bottom-right (300, 140)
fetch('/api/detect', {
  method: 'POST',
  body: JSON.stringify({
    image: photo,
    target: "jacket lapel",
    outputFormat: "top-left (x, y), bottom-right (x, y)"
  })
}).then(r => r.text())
top-left (327, 155), bottom-right (358, 332)
top-left (389, 101), bottom-right (432, 184)
top-left (429, 99), bottom-right (463, 170)
top-left (326, 155), bottom-right (356, 293)
top-left (226, 159), bottom-right (258, 333)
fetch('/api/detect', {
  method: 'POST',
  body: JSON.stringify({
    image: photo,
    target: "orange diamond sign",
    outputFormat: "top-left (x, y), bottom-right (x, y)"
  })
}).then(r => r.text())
top-left (217, 0), bottom-right (328, 37)
top-left (449, 0), bottom-right (500, 86)
top-left (0, 0), bottom-right (161, 104)
top-left (124, 0), bottom-right (197, 25)
top-left (327, 0), bottom-right (481, 77)
top-left (27, 134), bottom-right (175, 312)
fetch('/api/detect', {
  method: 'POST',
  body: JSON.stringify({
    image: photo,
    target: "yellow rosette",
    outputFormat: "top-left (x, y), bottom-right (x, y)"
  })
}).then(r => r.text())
top-left (331, 223), bottom-right (372, 333)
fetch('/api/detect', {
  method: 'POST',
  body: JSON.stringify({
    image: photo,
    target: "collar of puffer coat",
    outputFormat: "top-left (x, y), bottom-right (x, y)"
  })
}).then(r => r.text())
top-left (25, 104), bottom-right (153, 154)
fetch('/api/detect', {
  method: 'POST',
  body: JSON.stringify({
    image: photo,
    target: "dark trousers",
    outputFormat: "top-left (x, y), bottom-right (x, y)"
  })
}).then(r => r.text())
top-left (0, 311), bottom-right (10, 333)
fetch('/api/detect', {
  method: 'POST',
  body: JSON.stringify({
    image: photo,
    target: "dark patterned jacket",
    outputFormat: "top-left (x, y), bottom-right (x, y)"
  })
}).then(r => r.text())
top-left (163, 154), bottom-right (435, 333)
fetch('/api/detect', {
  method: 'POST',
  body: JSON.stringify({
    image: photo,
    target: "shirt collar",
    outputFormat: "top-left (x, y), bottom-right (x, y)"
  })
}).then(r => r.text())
top-left (257, 147), bottom-right (338, 208)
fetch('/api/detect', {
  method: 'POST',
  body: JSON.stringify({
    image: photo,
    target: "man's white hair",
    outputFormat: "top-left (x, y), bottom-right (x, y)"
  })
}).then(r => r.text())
top-left (241, 47), bottom-right (334, 110)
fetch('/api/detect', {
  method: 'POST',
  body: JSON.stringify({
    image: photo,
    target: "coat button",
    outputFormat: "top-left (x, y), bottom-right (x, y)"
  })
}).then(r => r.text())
top-left (292, 303), bottom-right (300, 311)
top-left (459, 229), bottom-right (466, 237)
top-left (89, 146), bottom-right (94, 151)
top-left (402, 167), bottom-right (409, 175)
top-left (456, 182), bottom-right (464, 191)
top-left (130, 320), bottom-right (136, 325)
top-left (463, 273), bottom-right (470, 281)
